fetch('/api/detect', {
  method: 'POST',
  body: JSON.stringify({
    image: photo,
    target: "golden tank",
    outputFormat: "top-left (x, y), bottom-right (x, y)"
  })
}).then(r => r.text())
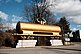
top-left (16, 22), bottom-right (61, 36)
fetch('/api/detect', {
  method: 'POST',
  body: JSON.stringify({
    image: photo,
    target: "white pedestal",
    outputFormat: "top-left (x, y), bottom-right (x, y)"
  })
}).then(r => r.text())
top-left (16, 40), bottom-right (37, 48)
top-left (50, 40), bottom-right (63, 46)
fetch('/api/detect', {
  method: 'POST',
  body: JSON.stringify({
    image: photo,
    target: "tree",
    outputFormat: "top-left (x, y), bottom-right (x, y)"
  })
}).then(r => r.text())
top-left (0, 32), bottom-right (16, 48)
top-left (5, 29), bottom-right (16, 33)
top-left (24, 0), bottom-right (56, 25)
top-left (23, 0), bottom-right (56, 46)
top-left (55, 16), bottom-right (71, 45)
top-left (59, 16), bottom-right (71, 34)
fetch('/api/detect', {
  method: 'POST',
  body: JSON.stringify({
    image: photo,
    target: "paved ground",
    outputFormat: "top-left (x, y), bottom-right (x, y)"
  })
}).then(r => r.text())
top-left (0, 44), bottom-right (81, 54)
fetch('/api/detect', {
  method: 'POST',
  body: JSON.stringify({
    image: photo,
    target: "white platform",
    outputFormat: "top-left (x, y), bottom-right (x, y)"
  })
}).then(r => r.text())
top-left (50, 40), bottom-right (63, 46)
top-left (16, 40), bottom-right (37, 48)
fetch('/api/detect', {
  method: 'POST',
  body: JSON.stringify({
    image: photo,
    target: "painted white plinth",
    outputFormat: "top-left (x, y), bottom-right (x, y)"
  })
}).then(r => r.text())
top-left (50, 40), bottom-right (63, 46)
top-left (16, 40), bottom-right (37, 48)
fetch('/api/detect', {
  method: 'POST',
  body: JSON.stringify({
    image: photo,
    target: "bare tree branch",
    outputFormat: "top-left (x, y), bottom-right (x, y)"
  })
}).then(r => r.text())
top-left (24, 0), bottom-right (56, 24)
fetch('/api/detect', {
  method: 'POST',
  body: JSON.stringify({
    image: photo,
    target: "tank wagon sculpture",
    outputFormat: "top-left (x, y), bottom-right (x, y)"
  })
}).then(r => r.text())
top-left (14, 22), bottom-right (63, 48)
top-left (16, 22), bottom-right (61, 36)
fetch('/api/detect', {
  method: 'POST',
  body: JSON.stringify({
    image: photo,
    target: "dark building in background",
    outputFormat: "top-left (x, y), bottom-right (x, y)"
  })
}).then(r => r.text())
top-left (72, 30), bottom-right (81, 42)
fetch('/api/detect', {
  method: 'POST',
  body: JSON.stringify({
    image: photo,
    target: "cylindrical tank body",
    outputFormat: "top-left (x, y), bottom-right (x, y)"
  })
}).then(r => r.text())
top-left (16, 22), bottom-right (61, 33)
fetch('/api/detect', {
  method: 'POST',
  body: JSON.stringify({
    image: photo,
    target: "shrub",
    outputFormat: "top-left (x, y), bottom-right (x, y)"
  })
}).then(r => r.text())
top-left (0, 32), bottom-right (16, 48)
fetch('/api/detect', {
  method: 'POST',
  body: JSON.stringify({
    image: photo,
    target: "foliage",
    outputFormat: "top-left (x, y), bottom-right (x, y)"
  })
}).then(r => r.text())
top-left (5, 29), bottom-right (16, 33)
top-left (0, 32), bottom-right (16, 48)
top-left (59, 16), bottom-right (71, 34)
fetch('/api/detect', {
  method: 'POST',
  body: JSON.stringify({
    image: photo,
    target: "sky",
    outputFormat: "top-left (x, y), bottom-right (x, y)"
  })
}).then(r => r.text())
top-left (0, 0), bottom-right (81, 31)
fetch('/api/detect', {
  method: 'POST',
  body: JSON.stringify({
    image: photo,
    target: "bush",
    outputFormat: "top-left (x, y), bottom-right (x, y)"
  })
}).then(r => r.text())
top-left (0, 32), bottom-right (16, 48)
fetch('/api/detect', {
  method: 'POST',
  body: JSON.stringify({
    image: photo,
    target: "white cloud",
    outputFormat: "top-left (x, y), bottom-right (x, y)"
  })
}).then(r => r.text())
top-left (77, 25), bottom-right (81, 27)
top-left (15, 0), bottom-right (22, 3)
top-left (0, 11), bottom-right (8, 19)
top-left (48, 0), bottom-right (81, 24)
top-left (11, 23), bottom-right (17, 29)
top-left (71, 27), bottom-right (78, 31)
top-left (12, 15), bottom-right (23, 22)
top-left (0, 11), bottom-right (23, 23)
top-left (66, 15), bottom-right (81, 24)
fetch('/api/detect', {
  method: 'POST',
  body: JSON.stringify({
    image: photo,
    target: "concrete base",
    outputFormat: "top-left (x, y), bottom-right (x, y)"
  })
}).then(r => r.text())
top-left (16, 40), bottom-right (37, 48)
top-left (64, 42), bottom-right (71, 45)
top-left (50, 40), bottom-right (63, 46)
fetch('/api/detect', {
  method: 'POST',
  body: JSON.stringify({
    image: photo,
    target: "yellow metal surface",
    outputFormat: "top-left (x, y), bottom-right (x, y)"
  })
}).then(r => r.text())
top-left (16, 22), bottom-right (62, 36)
top-left (19, 22), bottom-right (61, 32)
